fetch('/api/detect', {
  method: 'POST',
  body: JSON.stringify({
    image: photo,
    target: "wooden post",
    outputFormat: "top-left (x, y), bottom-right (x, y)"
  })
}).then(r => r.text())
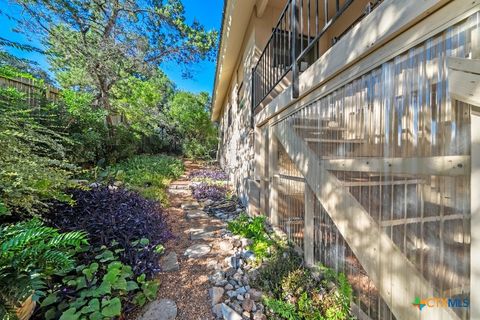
top-left (269, 127), bottom-right (279, 226)
top-left (291, 0), bottom-right (299, 99)
top-left (471, 107), bottom-right (480, 320)
top-left (304, 185), bottom-right (315, 267)
top-left (470, 27), bottom-right (479, 315)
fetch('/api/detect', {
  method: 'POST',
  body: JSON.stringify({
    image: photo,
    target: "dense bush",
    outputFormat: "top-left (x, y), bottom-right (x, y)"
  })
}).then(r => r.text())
top-left (0, 87), bottom-right (77, 217)
top-left (0, 219), bottom-right (87, 319)
top-left (168, 92), bottom-right (218, 159)
top-left (97, 155), bottom-right (184, 205)
top-left (45, 187), bottom-right (172, 277)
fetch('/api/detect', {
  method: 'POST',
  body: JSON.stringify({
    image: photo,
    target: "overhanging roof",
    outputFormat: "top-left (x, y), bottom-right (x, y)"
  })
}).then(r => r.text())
top-left (211, 0), bottom-right (257, 121)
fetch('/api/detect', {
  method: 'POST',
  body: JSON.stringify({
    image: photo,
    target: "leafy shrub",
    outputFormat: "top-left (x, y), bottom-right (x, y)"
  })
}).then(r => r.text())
top-left (227, 214), bottom-right (274, 259)
top-left (0, 87), bottom-right (77, 216)
top-left (191, 183), bottom-right (227, 202)
top-left (45, 187), bottom-right (172, 277)
top-left (38, 247), bottom-right (159, 320)
top-left (0, 219), bottom-right (87, 319)
top-left (98, 155), bottom-right (184, 205)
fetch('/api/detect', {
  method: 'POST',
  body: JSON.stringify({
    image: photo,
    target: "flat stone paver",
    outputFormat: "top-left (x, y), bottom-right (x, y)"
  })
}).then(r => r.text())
top-left (159, 252), bottom-right (179, 272)
top-left (184, 243), bottom-right (211, 258)
top-left (181, 201), bottom-right (200, 210)
top-left (139, 299), bottom-right (177, 320)
top-left (186, 209), bottom-right (209, 220)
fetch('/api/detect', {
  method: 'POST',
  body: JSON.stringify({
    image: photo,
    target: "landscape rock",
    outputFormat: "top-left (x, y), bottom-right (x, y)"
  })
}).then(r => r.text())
top-left (209, 287), bottom-right (225, 306)
top-left (186, 210), bottom-right (209, 220)
top-left (242, 299), bottom-right (254, 312)
top-left (248, 289), bottom-right (263, 302)
top-left (213, 303), bottom-right (223, 318)
top-left (221, 303), bottom-right (242, 320)
top-left (181, 201), bottom-right (200, 210)
top-left (218, 240), bottom-right (234, 252)
top-left (138, 299), bottom-right (177, 320)
top-left (184, 243), bottom-right (211, 258)
top-left (209, 270), bottom-right (225, 284)
top-left (159, 252), bottom-right (179, 272)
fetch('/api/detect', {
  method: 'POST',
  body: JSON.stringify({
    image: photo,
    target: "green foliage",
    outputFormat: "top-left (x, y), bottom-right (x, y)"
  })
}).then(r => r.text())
top-left (228, 214), bottom-right (274, 260)
top-left (264, 297), bottom-right (298, 320)
top-left (0, 87), bottom-right (77, 216)
top-left (14, 0), bottom-right (217, 148)
top-left (168, 91), bottom-right (218, 159)
top-left (39, 247), bottom-right (159, 320)
top-left (0, 219), bottom-right (87, 319)
top-left (98, 155), bottom-right (184, 205)
top-left (59, 90), bottom-right (108, 164)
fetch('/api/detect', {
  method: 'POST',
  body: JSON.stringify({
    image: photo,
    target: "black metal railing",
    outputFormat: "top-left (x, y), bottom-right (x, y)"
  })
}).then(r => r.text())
top-left (252, 0), bottom-right (382, 111)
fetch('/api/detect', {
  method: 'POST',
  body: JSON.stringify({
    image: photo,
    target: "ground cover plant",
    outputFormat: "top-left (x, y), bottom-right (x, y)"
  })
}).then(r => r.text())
top-left (96, 155), bottom-right (184, 205)
top-left (0, 219), bottom-right (88, 319)
top-left (189, 169), bottom-right (228, 181)
top-left (45, 186), bottom-right (172, 278)
top-left (36, 247), bottom-right (159, 320)
top-left (227, 214), bottom-right (354, 320)
top-left (191, 183), bottom-right (228, 202)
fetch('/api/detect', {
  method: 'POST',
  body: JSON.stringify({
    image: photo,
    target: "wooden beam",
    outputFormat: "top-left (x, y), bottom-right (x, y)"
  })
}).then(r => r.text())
top-left (323, 155), bottom-right (469, 177)
top-left (269, 127), bottom-right (279, 225)
top-left (255, 0), bottom-right (268, 18)
top-left (447, 58), bottom-right (480, 106)
top-left (304, 186), bottom-right (315, 267)
top-left (273, 124), bottom-right (460, 320)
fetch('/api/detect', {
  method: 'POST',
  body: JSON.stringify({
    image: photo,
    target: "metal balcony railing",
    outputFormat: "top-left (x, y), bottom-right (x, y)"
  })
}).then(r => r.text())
top-left (252, 0), bottom-right (382, 112)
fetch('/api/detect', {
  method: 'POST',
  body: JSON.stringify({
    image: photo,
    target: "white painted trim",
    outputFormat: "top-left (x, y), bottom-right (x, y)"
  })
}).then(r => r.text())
top-left (471, 110), bottom-right (480, 320)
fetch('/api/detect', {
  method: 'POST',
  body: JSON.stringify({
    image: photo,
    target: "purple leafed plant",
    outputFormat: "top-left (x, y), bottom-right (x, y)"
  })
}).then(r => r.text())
top-left (45, 186), bottom-right (173, 277)
top-left (189, 169), bottom-right (228, 181)
top-left (191, 183), bottom-right (227, 201)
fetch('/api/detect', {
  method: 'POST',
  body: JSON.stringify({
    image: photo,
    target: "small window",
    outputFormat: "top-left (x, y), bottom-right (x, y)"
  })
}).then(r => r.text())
top-left (237, 82), bottom-right (244, 111)
top-left (227, 103), bottom-right (232, 127)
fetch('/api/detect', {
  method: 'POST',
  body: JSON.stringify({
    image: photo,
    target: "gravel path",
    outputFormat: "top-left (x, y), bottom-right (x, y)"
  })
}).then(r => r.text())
top-left (138, 161), bottom-right (229, 320)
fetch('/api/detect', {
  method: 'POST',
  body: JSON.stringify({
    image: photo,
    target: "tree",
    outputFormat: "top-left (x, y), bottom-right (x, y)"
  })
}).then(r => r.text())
top-left (168, 91), bottom-right (218, 159)
top-left (13, 0), bottom-right (218, 125)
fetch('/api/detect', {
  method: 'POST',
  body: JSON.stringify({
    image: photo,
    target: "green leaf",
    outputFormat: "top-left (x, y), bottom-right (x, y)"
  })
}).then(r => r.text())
top-left (136, 274), bottom-right (146, 284)
top-left (45, 307), bottom-right (57, 320)
top-left (126, 281), bottom-right (139, 291)
top-left (139, 238), bottom-right (149, 246)
top-left (142, 280), bottom-right (159, 301)
top-left (103, 268), bottom-right (121, 284)
top-left (154, 244), bottom-right (164, 254)
top-left (91, 282), bottom-right (111, 297)
top-left (89, 311), bottom-right (103, 320)
top-left (41, 293), bottom-right (58, 307)
top-left (101, 297), bottom-right (121, 317)
top-left (95, 250), bottom-right (115, 262)
top-left (76, 276), bottom-right (87, 290)
top-left (133, 292), bottom-right (146, 307)
top-left (59, 307), bottom-right (80, 320)
top-left (80, 298), bottom-right (100, 314)
top-left (112, 277), bottom-right (128, 291)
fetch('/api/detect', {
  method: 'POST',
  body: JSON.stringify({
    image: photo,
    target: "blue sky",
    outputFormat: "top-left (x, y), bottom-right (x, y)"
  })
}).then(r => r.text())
top-left (0, 0), bottom-right (223, 94)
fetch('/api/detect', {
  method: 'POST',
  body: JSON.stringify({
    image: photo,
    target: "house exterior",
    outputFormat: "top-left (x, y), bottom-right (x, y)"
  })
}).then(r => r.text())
top-left (211, 0), bottom-right (480, 319)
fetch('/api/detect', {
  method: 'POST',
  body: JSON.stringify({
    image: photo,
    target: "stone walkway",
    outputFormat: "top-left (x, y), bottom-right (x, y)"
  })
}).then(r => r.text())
top-left (137, 161), bottom-right (266, 320)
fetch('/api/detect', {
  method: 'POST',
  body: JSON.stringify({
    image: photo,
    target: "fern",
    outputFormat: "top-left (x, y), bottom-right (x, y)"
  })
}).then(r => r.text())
top-left (0, 219), bottom-right (88, 319)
